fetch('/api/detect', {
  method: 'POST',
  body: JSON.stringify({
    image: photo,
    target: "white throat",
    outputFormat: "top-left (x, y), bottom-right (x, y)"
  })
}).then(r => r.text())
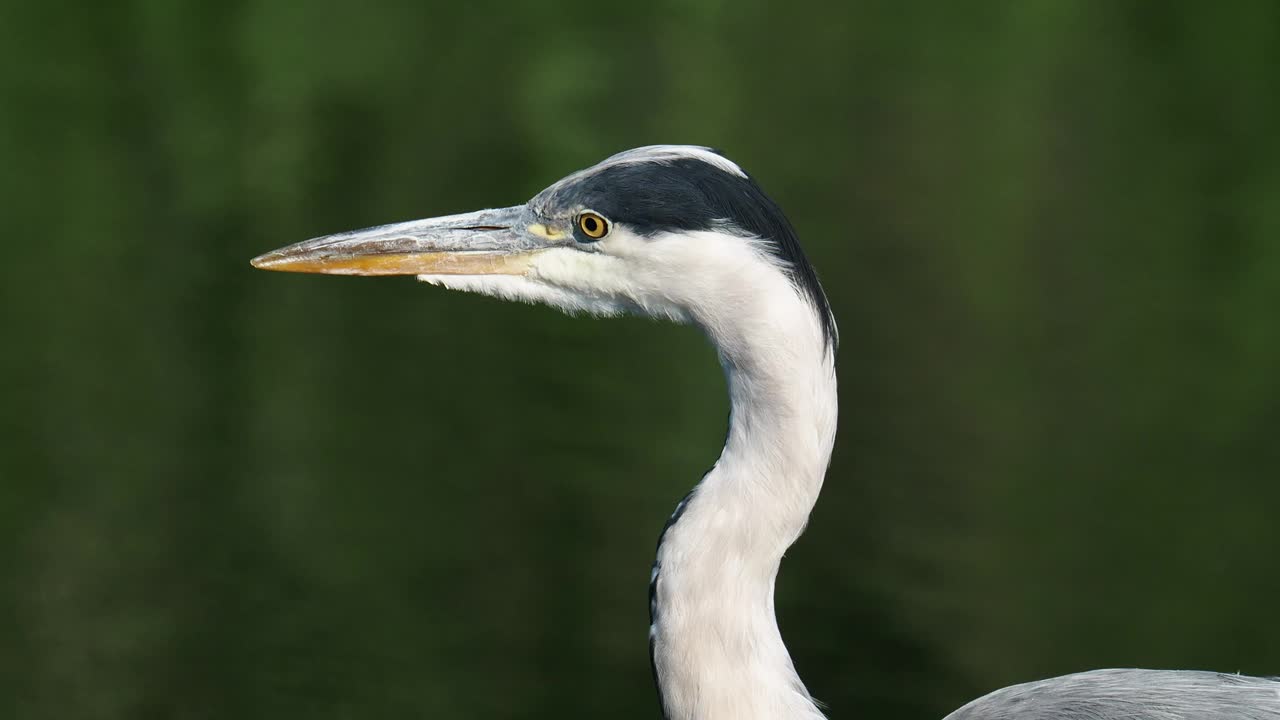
top-left (422, 227), bottom-right (838, 719)
top-left (649, 251), bottom-right (838, 720)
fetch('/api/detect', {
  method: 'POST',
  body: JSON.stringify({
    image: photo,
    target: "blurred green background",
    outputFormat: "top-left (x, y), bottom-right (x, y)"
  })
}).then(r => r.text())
top-left (2, 1), bottom-right (1278, 718)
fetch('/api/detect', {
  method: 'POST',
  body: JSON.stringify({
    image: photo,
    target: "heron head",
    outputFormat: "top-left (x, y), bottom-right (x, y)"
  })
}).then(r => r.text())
top-left (252, 145), bottom-right (836, 348)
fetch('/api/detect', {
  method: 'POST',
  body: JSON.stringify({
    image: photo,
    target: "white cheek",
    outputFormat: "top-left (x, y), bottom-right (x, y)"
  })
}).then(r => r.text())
top-left (417, 227), bottom-right (795, 331)
top-left (592, 226), bottom-right (664, 261)
top-left (528, 246), bottom-right (626, 287)
top-left (594, 228), bottom-right (787, 312)
top-left (416, 272), bottom-right (629, 317)
top-left (527, 245), bottom-right (690, 322)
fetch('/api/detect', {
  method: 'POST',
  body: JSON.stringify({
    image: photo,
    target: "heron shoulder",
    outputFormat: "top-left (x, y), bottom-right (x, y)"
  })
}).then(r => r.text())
top-left (943, 668), bottom-right (1280, 720)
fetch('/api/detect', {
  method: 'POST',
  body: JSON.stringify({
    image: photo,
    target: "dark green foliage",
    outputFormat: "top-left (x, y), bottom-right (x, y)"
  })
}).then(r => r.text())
top-left (0, 2), bottom-right (1276, 718)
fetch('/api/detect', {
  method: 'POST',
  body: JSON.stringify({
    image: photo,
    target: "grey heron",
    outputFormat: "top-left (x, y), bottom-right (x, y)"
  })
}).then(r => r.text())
top-left (251, 145), bottom-right (1279, 720)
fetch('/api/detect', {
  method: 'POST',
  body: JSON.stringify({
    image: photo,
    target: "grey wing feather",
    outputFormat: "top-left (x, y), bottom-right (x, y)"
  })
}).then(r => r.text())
top-left (944, 668), bottom-right (1280, 720)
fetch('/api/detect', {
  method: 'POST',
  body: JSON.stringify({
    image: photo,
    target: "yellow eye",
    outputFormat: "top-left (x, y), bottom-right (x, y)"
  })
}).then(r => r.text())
top-left (577, 211), bottom-right (609, 240)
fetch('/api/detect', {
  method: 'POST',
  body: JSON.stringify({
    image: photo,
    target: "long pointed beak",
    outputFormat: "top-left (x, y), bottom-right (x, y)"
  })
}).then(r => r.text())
top-left (250, 205), bottom-right (544, 276)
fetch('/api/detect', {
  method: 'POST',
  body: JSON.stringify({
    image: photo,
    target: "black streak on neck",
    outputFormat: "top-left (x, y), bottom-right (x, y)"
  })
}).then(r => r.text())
top-left (648, 482), bottom-right (700, 720)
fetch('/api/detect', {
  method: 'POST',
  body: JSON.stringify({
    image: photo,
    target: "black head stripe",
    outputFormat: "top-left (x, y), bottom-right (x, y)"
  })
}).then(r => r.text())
top-left (536, 155), bottom-right (838, 349)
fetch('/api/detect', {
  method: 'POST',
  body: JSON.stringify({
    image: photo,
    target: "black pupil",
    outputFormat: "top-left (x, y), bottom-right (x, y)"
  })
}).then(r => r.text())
top-left (584, 217), bottom-right (599, 233)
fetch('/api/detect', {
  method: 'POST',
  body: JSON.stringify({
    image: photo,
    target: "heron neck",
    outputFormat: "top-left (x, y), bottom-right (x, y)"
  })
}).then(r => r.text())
top-left (650, 285), bottom-right (837, 720)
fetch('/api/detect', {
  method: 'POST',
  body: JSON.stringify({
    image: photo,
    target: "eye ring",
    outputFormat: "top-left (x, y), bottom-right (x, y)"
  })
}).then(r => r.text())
top-left (576, 211), bottom-right (610, 240)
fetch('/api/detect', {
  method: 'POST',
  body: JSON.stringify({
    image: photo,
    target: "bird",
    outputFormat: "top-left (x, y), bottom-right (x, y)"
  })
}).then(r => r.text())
top-left (251, 145), bottom-right (1279, 720)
